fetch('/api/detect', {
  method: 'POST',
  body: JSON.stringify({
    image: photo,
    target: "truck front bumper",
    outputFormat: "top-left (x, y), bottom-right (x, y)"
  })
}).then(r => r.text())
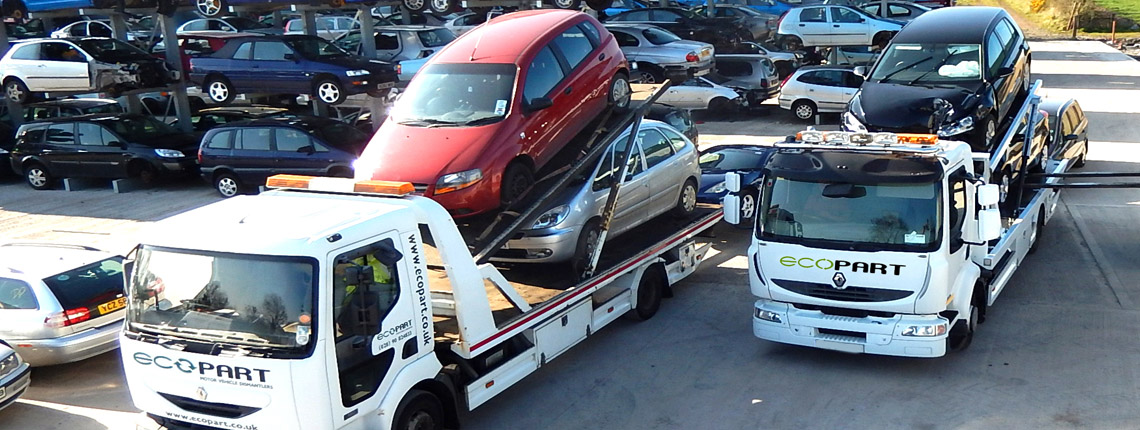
top-left (752, 299), bottom-right (949, 358)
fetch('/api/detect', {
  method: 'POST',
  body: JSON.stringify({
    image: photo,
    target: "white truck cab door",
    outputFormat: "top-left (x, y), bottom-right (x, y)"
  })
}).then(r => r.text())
top-left (326, 232), bottom-right (431, 427)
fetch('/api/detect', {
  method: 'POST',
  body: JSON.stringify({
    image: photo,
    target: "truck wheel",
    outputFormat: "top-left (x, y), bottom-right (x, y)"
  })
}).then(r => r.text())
top-left (792, 100), bottom-right (816, 121)
top-left (570, 220), bottom-right (602, 281)
top-left (947, 304), bottom-right (977, 352)
top-left (872, 32), bottom-right (891, 50)
top-left (625, 268), bottom-right (663, 321)
top-left (671, 179), bottom-right (697, 218)
top-left (394, 389), bottom-right (443, 430)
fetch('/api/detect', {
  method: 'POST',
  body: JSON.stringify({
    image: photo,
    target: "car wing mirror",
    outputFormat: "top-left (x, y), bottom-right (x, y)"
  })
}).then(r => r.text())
top-left (853, 65), bottom-right (867, 77)
top-left (525, 97), bottom-right (553, 113)
top-left (996, 66), bottom-right (1014, 78)
top-left (283, 53), bottom-right (297, 61)
top-left (298, 144), bottom-right (315, 154)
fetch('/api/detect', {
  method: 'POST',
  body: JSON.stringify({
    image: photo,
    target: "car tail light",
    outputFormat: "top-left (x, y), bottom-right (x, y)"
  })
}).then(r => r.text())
top-left (777, 10), bottom-right (788, 29)
top-left (396, 63), bottom-right (402, 75)
top-left (45, 307), bottom-right (90, 328)
top-left (197, 147), bottom-right (203, 164)
top-left (780, 73), bottom-right (793, 89)
top-left (761, 78), bottom-right (769, 88)
top-left (686, 52), bottom-right (699, 62)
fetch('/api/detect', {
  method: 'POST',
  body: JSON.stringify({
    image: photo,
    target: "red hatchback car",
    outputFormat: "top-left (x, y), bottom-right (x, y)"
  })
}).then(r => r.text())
top-left (355, 10), bottom-right (631, 217)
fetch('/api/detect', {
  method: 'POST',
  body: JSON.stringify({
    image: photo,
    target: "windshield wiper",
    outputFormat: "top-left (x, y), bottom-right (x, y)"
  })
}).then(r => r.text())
top-left (460, 116), bottom-right (502, 126)
top-left (907, 55), bottom-right (956, 86)
top-left (397, 118), bottom-right (462, 127)
top-left (847, 241), bottom-right (887, 251)
top-left (878, 56), bottom-right (932, 83)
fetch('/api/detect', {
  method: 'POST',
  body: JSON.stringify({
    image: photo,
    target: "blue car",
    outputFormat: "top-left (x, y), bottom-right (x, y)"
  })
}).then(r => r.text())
top-left (188, 34), bottom-right (398, 105)
top-left (13, 0), bottom-right (171, 13)
top-left (602, 0), bottom-right (650, 17)
top-left (674, 0), bottom-right (794, 16)
top-left (697, 144), bottom-right (775, 223)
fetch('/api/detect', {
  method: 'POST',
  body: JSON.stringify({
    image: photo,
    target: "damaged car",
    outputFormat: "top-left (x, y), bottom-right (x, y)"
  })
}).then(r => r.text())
top-left (606, 24), bottom-right (714, 84)
top-left (710, 53), bottom-right (780, 109)
top-left (0, 37), bottom-right (178, 104)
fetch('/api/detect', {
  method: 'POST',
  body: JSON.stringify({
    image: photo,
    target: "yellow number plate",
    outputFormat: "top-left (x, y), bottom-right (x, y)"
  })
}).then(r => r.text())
top-left (98, 297), bottom-right (127, 315)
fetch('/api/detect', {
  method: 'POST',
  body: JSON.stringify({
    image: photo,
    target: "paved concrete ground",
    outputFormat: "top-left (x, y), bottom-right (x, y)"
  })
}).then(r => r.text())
top-left (1, 40), bottom-right (1138, 429)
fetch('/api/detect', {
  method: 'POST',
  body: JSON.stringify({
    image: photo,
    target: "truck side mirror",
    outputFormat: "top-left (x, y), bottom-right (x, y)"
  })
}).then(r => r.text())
top-left (722, 172), bottom-right (743, 225)
top-left (725, 171), bottom-right (742, 193)
top-left (977, 207), bottom-right (1001, 242)
top-left (977, 183), bottom-right (1000, 206)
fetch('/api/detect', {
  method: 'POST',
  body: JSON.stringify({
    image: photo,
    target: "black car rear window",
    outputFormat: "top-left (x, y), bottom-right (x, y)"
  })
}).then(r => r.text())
top-left (0, 277), bottom-right (38, 310)
top-left (41, 257), bottom-right (124, 313)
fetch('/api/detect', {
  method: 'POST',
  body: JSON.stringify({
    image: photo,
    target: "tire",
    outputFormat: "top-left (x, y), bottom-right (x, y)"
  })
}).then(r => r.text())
top-left (791, 99), bottom-right (816, 121)
top-left (402, 0), bottom-right (427, 13)
top-left (428, 0), bottom-right (452, 15)
top-left (607, 72), bottom-right (631, 113)
top-left (552, 0), bottom-right (581, 8)
top-left (708, 97), bottom-right (734, 114)
top-left (624, 268), bottom-right (663, 321)
top-left (24, 162), bottom-right (53, 190)
top-left (630, 66), bottom-right (663, 84)
top-left (585, 0), bottom-right (607, 10)
top-left (204, 76), bottom-right (235, 105)
top-left (499, 162), bottom-right (534, 207)
top-left (947, 303), bottom-right (977, 352)
top-left (196, 0), bottom-right (224, 17)
top-left (3, 0), bottom-right (28, 20)
top-left (671, 179), bottom-right (697, 218)
top-left (133, 163), bottom-right (158, 185)
top-left (314, 78), bottom-right (347, 105)
top-left (872, 32), bottom-right (891, 50)
top-left (214, 172), bottom-right (241, 198)
top-left (5, 78), bottom-right (31, 104)
top-left (1074, 139), bottom-right (1088, 168)
top-left (569, 219), bottom-right (602, 281)
top-left (394, 389), bottom-right (444, 430)
top-left (781, 35), bottom-right (802, 52)
top-left (975, 115), bottom-right (997, 151)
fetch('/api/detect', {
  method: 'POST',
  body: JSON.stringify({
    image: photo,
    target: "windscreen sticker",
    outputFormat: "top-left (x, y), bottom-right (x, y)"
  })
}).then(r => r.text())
top-left (494, 100), bottom-right (508, 115)
top-left (904, 231), bottom-right (926, 244)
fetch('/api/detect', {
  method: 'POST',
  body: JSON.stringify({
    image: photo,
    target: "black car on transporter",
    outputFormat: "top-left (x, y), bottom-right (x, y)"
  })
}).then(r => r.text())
top-left (8, 114), bottom-right (199, 189)
top-left (842, 6), bottom-right (1031, 151)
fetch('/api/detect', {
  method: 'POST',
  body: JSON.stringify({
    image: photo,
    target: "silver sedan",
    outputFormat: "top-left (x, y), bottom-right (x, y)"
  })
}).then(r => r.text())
top-left (493, 120), bottom-right (701, 275)
top-left (605, 24), bottom-right (714, 84)
top-left (0, 342), bottom-right (30, 410)
top-left (0, 243), bottom-right (126, 366)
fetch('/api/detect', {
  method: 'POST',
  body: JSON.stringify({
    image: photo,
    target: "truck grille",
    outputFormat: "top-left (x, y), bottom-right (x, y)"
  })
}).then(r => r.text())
top-left (159, 393), bottom-right (260, 419)
top-left (773, 279), bottom-right (913, 302)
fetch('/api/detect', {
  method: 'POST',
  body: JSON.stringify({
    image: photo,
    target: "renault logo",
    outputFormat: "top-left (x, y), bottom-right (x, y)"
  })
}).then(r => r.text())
top-left (196, 387), bottom-right (208, 401)
top-left (832, 272), bottom-right (847, 290)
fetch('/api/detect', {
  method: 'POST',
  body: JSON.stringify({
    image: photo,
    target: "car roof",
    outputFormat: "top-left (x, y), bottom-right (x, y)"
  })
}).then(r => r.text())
top-left (603, 23), bottom-right (657, 31)
top-left (0, 243), bottom-right (115, 279)
top-left (179, 30), bottom-right (263, 39)
top-left (22, 112), bottom-right (145, 125)
top-left (795, 65), bottom-right (855, 73)
top-left (213, 115), bottom-right (341, 131)
top-left (373, 24), bottom-right (448, 31)
top-left (1037, 97), bottom-right (1073, 113)
top-left (435, 9), bottom-right (584, 64)
top-left (891, 6), bottom-right (1005, 44)
top-left (25, 98), bottom-right (119, 108)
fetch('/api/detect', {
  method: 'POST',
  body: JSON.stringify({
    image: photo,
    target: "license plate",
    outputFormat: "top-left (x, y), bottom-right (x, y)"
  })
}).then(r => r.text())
top-left (97, 297), bottom-right (127, 315)
top-left (377, 82), bottom-right (395, 90)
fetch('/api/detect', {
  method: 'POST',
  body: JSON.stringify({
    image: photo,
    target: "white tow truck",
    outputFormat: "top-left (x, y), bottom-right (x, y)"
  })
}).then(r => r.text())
top-left (119, 85), bottom-right (722, 429)
top-left (723, 82), bottom-right (1071, 357)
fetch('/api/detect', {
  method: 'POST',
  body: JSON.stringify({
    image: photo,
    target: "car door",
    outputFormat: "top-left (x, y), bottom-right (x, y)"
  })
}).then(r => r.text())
top-left (89, 22), bottom-right (113, 38)
top-left (663, 78), bottom-right (709, 109)
top-left (519, 27), bottom-right (592, 169)
top-left (222, 41), bottom-right (256, 92)
top-left (252, 40), bottom-right (304, 94)
top-left (800, 70), bottom-right (841, 110)
top-left (232, 127), bottom-right (276, 186)
top-left (986, 18), bottom-right (1021, 121)
top-left (594, 135), bottom-right (649, 235)
top-left (829, 6), bottom-right (870, 45)
top-left (374, 30), bottom-right (403, 62)
top-left (40, 122), bottom-right (84, 176)
top-left (75, 122), bottom-right (129, 178)
top-left (839, 69), bottom-right (863, 104)
top-left (793, 7), bottom-right (831, 45)
top-left (273, 127), bottom-right (328, 176)
top-left (33, 42), bottom-right (91, 91)
top-left (638, 127), bottom-right (683, 218)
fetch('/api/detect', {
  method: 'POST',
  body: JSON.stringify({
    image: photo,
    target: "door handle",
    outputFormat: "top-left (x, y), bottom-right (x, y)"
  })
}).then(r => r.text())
top-left (598, 52), bottom-right (606, 61)
top-left (36, 64), bottom-right (46, 67)
top-left (799, 23), bottom-right (805, 27)
top-left (833, 24), bottom-right (840, 27)
top-left (564, 86), bottom-right (572, 95)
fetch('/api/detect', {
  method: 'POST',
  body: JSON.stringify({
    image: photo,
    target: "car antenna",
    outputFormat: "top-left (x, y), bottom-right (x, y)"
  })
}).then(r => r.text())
top-left (470, 29), bottom-right (485, 62)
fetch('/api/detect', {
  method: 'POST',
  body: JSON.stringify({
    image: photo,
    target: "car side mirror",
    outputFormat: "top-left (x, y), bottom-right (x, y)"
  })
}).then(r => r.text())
top-left (298, 145), bottom-right (315, 154)
top-left (996, 66), bottom-right (1014, 78)
top-left (853, 66), bottom-right (867, 77)
top-left (525, 97), bottom-right (553, 113)
top-left (283, 53), bottom-right (297, 61)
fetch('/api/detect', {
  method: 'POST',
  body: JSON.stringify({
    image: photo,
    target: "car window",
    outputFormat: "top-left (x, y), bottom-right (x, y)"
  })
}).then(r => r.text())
top-left (653, 10), bottom-right (685, 23)
top-left (206, 130), bottom-right (233, 149)
top-left (417, 28), bottom-right (455, 47)
top-left (594, 135), bottom-right (644, 190)
top-left (275, 128), bottom-right (312, 152)
top-left (659, 127), bottom-right (688, 152)
top-left (41, 42), bottom-right (86, 62)
top-left (984, 33), bottom-right (1003, 77)
top-left (717, 60), bottom-right (753, 77)
top-left (182, 38), bottom-right (218, 56)
top-left (613, 30), bottom-right (639, 47)
top-left (253, 41), bottom-right (291, 61)
top-left (619, 10), bottom-right (651, 21)
top-left (994, 18), bottom-right (1015, 47)
top-left (1061, 108), bottom-right (1076, 135)
top-left (639, 128), bottom-right (674, 169)
top-left (842, 71), bottom-right (864, 88)
top-left (69, 23), bottom-right (87, 36)
top-left (376, 32), bottom-right (400, 50)
top-left (46, 123), bottom-right (75, 145)
top-left (235, 128), bottom-right (272, 151)
top-left (41, 256), bottom-right (124, 315)
top-left (182, 20), bottom-right (206, 31)
top-left (523, 46), bottom-right (565, 101)
top-left (799, 7), bottom-right (826, 23)
top-left (314, 122), bottom-right (367, 150)
top-left (17, 124), bottom-right (47, 143)
top-left (682, 77), bottom-right (713, 87)
top-left (642, 27), bottom-right (680, 45)
top-left (552, 25), bottom-right (594, 70)
top-left (90, 22), bottom-right (113, 37)
top-left (889, 4), bottom-right (911, 16)
top-left (10, 44), bottom-right (39, 60)
top-left (335, 32), bottom-right (362, 53)
top-left (832, 7), bottom-right (862, 23)
top-left (233, 42), bottom-right (253, 60)
top-left (0, 277), bottom-right (38, 310)
top-left (863, 4), bottom-right (880, 15)
top-left (578, 22), bottom-right (601, 46)
top-left (77, 123), bottom-right (112, 146)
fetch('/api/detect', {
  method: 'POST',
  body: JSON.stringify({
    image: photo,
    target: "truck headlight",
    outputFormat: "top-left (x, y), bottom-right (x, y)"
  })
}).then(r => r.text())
top-left (154, 149), bottom-right (184, 158)
top-left (434, 169), bottom-right (482, 195)
top-left (900, 324), bottom-right (947, 337)
top-left (531, 205), bottom-right (569, 229)
top-left (842, 111), bottom-right (867, 133)
top-left (346, 69), bottom-right (369, 77)
top-left (938, 116), bottom-right (974, 137)
top-left (755, 308), bottom-right (782, 323)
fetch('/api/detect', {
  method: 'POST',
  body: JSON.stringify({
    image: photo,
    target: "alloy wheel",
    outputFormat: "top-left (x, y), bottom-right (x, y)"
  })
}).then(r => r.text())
top-left (27, 168), bottom-right (47, 188)
top-left (317, 82), bottom-right (341, 104)
top-left (632, 70), bottom-right (657, 84)
top-left (795, 104), bottom-right (813, 120)
top-left (682, 183), bottom-right (696, 212)
top-left (208, 81), bottom-right (229, 102)
top-left (740, 193), bottom-right (756, 219)
top-left (197, 0), bottom-right (221, 15)
top-left (217, 177), bottom-right (238, 197)
top-left (611, 76), bottom-right (630, 109)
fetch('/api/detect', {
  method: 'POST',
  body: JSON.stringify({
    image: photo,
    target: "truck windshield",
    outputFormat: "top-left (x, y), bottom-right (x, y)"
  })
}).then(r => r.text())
top-left (870, 43), bottom-right (982, 84)
top-left (126, 246), bottom-right (317, 355)
top-left (757, 177), bottom-right (942, 252)
top-left (390, 63), bottom-right (516, 127)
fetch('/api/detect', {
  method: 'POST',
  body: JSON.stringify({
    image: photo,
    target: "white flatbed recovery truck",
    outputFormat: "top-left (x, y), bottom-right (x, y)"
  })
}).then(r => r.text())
top-left (723, 83), bottom-right (1072, 357)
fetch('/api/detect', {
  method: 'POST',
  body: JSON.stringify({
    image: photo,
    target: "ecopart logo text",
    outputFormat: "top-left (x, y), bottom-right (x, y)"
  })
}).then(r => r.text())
top-left (780, 256), bottom-right (905, 275)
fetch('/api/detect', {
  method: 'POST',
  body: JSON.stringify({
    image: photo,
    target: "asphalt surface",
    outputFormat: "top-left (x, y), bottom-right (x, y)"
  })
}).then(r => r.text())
top-left (1, 40), bottom-right (1138, 429)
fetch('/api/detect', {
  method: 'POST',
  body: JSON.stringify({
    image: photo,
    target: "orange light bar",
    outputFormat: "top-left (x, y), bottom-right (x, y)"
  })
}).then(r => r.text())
top-left (354, 180), bottom-right (415, 196)
top-left (266, 174), bottom-right (315, 189)
top-left (895, 134), bottom-right (939, 145)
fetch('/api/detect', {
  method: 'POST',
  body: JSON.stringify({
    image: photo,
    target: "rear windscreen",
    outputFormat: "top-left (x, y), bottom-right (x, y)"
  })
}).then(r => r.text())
top-left (41, 257), bottom-right (125, 315)
top-left (0, 277), bottom-right (38, 310)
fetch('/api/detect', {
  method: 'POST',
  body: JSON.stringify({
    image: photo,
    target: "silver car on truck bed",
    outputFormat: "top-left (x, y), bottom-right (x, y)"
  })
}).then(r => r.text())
top-left (606, 24), bottom-right (714, 84)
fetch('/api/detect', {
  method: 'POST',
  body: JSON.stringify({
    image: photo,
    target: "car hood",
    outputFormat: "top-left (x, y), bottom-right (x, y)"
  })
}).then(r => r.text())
top-left (356, 122), bottom-right (503, 185)
top-left (852, 81), bottom-right (983, 132)
top-left (318, 55), bottom-right (396, 73)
